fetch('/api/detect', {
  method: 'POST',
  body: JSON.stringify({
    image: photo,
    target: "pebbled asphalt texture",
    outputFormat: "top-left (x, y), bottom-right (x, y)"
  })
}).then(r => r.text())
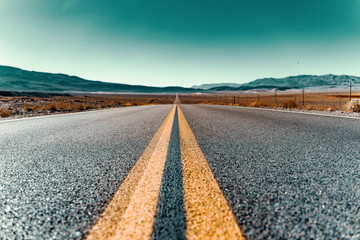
top-left (2, 103), bottom-right (360, 240)
top-left (180, 104), bottom-right (360, 240)
top-left (0, 105), bottom-right (173, 240)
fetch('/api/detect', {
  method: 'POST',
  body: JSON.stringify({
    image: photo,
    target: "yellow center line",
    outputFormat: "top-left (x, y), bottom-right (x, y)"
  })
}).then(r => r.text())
top-left (86, 105), bottom-right (176, 240)
top-left (177, 105), bottom-right (245, 240)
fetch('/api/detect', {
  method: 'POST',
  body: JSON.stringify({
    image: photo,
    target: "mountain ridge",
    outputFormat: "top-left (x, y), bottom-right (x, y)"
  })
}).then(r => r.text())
top-left (193, 74), bottom-right (360, 91)
top-left (1, 65), bottom-right (359, 93)
top-left (0, 65), bottom-right (198, 93)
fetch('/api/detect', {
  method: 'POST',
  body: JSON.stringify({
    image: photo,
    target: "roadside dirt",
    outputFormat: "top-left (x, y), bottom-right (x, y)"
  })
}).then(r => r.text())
top-left (0, 92), bottom-right (175, 120)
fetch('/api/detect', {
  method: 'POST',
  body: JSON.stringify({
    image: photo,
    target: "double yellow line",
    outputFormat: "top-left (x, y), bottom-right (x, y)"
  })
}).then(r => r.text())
top-left (86, 105), bottom-right (244, 240)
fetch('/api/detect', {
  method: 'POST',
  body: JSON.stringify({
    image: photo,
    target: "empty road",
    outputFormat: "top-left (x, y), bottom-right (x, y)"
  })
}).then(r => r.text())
top-left (0, 104), bottom-right (359, 239)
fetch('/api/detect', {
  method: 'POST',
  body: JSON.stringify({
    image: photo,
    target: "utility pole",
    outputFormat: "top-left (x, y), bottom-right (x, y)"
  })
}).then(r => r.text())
top-left (350, 82), bottom-right (352, 101)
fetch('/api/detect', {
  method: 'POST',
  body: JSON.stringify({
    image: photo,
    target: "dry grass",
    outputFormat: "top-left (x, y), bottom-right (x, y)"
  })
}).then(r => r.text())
top-left (123, 102), bottom-right (137, 107)
top-left (23, 104), bottom-right (43, 111)
top-left (0, 94), bottom-right (176, 119)
top-left (46, 102), bottom-right (75, 111)
top-left (344, 99), bottom-right (360, 112)
top-left (1, 108), bottom-right (13, 117)
top-left (249, 100), bottom-right (269, 108)
top-left (280, 100), bottom-right (297, 108)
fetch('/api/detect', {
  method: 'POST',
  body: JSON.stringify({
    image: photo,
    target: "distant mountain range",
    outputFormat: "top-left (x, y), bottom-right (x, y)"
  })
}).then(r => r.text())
top-left (1, 65), bottom-right (359, 94)
top-left (0, 65), bottom-right (198, 93)
top-left (191, 83), bottom-right (243, 89)
top-left (193, 74), bottom-right (360, 91)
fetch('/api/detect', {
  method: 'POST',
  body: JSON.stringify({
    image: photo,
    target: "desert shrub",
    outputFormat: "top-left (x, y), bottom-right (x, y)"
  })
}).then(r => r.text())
top-left (3, 97), bottom-right (14, 102)
top-left (249, 100), bottom-right (268, 107)
top-left (73, 103), bottom-right (85, 111)
top-left (23, 104), bottom-right (43, 111)
top-left (23, 104), bottom-right (33, 112)
top-left (238, 102), bottom-right (249, 107)
top-left (319, 105), bottom-right (335, 112)
top-left (46, 102), bottom-right (71, 111)
top-left (345, 99), bottom-right (360, 112)
top-left (46, 103), bottom-right (58, 111)
top-left (281, 100), bottom-right (297, 108)
top-left (305, 105), bottom-right (316, 111)
top-left (100, 100), bottom-right (118, 108)
top-left (123, 102), bottom-right (135, 106)
top-left (73, 103), bottom-right (96, 111)
top-left (1, 108), bottom-right (13, 117)
top-left (33, 104), bottom-right (43, 111)
top-left (304, 104), bottom-right (337, 111)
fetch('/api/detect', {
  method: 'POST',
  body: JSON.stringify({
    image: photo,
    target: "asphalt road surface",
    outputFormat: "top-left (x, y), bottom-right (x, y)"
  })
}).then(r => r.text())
top-left (1, 104), bottom-right (359, 239)
top-left (180, 105), bottom-right (360, 239)
top-left (0, 105), bottom-right (172, 239)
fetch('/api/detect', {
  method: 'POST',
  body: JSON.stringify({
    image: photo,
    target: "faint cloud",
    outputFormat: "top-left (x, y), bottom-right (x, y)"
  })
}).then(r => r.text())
top-left (62, 0), bottom-right (82, 13)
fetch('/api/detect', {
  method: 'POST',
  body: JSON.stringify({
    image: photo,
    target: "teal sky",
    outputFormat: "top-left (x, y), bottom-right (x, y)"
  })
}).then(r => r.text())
top-left (1, 0), bottom-right (360, 87)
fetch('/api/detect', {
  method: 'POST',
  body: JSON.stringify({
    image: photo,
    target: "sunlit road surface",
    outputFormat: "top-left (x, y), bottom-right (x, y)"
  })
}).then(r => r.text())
top-left (1, 103), bottom-right (359, 239)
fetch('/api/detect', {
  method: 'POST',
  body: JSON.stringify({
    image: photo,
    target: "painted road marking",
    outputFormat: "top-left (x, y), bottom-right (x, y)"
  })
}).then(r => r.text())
top-left (151, 108), bottom-right (186, 239)
top-left (86, 105), bottom-right (176, 240)
top-left (177, 105), bottom-right (245, 240)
